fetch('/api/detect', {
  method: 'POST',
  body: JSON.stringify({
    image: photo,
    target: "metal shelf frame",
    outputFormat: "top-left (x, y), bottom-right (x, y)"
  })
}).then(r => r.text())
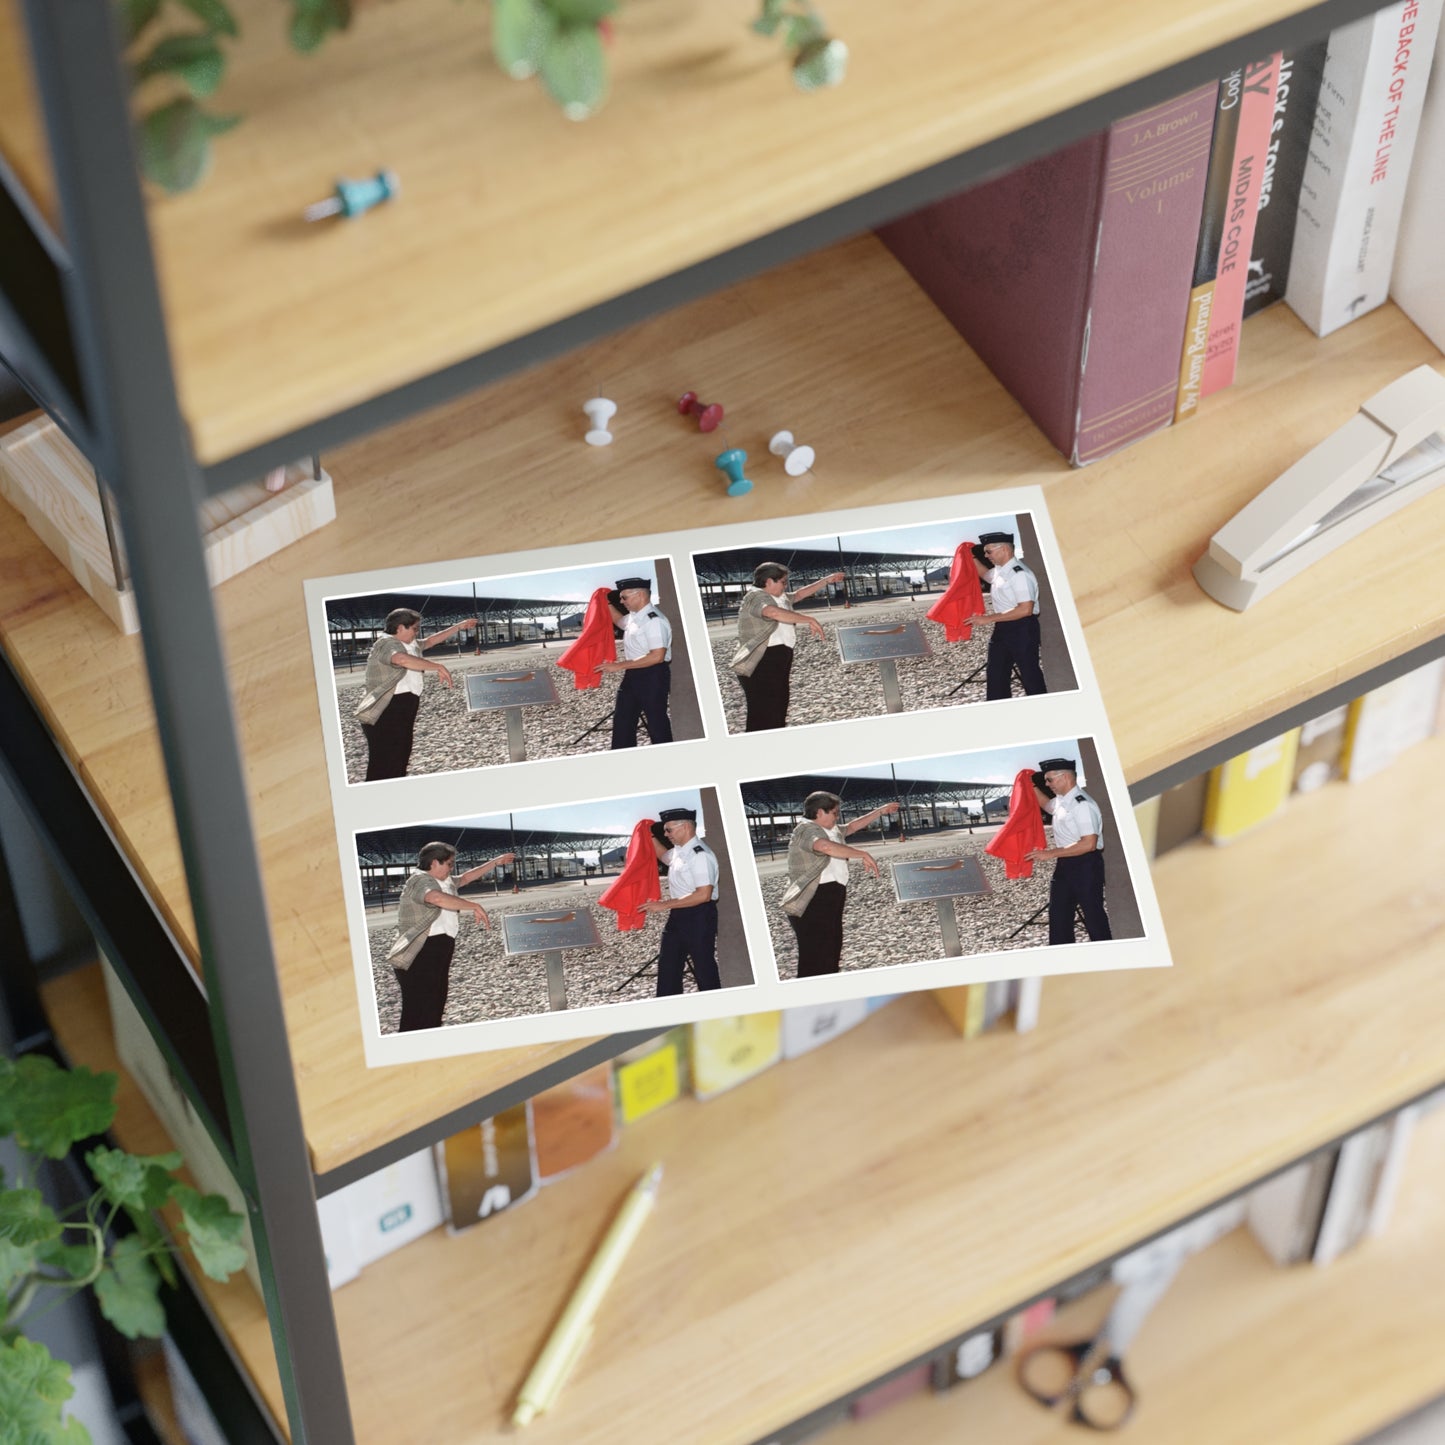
top-left (0, 0), bottom-right (1427, 1440)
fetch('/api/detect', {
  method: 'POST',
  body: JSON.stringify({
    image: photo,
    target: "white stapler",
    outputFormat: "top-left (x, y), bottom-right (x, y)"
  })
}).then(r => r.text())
top-left (1194, 365), bottom-right (1445, 611)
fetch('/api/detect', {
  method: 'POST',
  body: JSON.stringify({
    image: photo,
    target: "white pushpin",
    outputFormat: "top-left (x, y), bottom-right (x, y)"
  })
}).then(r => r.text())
top-left (769, 429), bottom-right (815, 476)
top-left (583, 397), bottom-right (617, 446)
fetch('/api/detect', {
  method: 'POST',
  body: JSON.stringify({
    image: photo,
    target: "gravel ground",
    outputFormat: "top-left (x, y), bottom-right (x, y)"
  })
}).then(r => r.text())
top-left (335, 647), bottom-right (696, 783)
top-left (368, 882), bottom-right (742, 1033)
top-left (752, 829), bottom-right (1087, 979)
top-left (705, 600), bottom-right (1026, 733)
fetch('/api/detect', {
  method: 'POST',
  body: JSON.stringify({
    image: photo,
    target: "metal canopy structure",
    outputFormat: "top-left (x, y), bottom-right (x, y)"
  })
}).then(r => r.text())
top-left (691, 545), bottom-right (956, 616)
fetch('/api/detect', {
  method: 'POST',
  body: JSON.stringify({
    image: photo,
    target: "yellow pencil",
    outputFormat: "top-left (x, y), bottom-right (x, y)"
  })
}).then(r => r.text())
top-left (512, 1162), bottom-right (664, 1427)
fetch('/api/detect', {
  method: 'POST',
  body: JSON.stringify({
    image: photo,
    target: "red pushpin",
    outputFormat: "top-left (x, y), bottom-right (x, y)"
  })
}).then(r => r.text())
top-left (677, 391), bottom-right (724, 432)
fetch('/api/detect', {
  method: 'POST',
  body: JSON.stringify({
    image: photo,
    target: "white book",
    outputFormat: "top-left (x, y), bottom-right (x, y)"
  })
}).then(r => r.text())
top-left (342, 1149), bottom-right (446, 1269)
top-left (1286, 0), bottom-right (1445, 336)
top-left (1392, 24), bottom-right (1445, 348)
top-left (1343, 659), bottom-right (1445, 781)
top-left (1013, 977), bottom-right (1044, 1034)
top-left (780, 1000), bottom-right (869, 1059)
top-left (1366, 1105), bottom-right (1422, 1237)
top-left (1247, 1153), bottom-right (1335, 1265)
top-left (1313, 1124), bottom-right (1390, 1265)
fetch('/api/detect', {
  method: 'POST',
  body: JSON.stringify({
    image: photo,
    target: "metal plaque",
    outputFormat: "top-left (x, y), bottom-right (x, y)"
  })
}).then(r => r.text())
top-left (464, 669), bottom-right (560, 712)
top-left (501, 905), bottom-right (603, 956)
top-left (836, 620), bottom-right (932, 664)
top-left (891, 855), bottom-right (992, 903)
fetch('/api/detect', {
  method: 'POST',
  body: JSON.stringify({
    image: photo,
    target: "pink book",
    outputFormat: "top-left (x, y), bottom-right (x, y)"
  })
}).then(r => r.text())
top-left (1200, 54), bottom-right (1282, 397)
top-left (879, 83), bottom-right (1217, 466)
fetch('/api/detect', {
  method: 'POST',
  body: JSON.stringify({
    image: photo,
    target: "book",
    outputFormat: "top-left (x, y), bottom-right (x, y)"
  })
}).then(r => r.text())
top-left (1340, 659), bottom-right (1445, 781)
top-left (1200, 53), bottom-right (1282, 397)
top-left (1313, 1122), bottom-right (1393, 1265)
top-left (1392, 21), bottom-right (1445, 348)
top-left (1154, 770), bottom-right (1210, 855)
top-left (1244, 43), bottom-right (1330, 317)
top-left (780, 1000), bottom-right (870, 1059)
top-left (531, 1063), bottom-right (618, 1182)
top-left (1366, 1104), bottom-right (1422, 1236)
top-left (878, 83), bottom-right (1218, 465)
top-left (848, 1362), bottom-right (931, 1419)
top-left (1246, 1150), bottom-right (1338, 1264)
top-left (437, 1103), bottom-right (537, 1231)
top-left (1201, 730), bottom-right (1301, 843)
top-left (690, 1013), bottom-right (783, 1099)
top-left (316, 1189), bottom-right (361, 1288)
top-left (1286, 0), bottom-right (1445, 336)
top-left (1013, 977), bottom-right (1044, 1034)
top-left (930, 1327), bottom-right (1000, 1391)
top-left (1292, 705), bottom-right (1350, 793)
top-left (614, 1029), bottom-right (689, 1124)
top-left (931, 983), bottom-right (989, 1037)
top-left (1133, 795), bottom-right (1161, 858)
top-left (346, 1150), bottom-right (446, 1269)
top-left (1001, 1297), bottom-right (1057, 1356)
top-left (1175, 72), bottom-right (1243, 421)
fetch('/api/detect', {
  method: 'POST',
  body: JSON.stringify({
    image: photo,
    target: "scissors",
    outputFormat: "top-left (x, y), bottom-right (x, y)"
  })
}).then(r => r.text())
top-left (1015, 1242), bottom-right (1184, 1430)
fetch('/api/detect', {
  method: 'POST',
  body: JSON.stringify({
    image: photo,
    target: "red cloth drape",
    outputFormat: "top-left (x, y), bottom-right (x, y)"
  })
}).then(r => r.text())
top-left (985, 768), bottom-right (1048, 880)
top-left (926, 542), bottom-right (986, 642)
top-left (597, 819), bottom-right (662, 931)
top-left (556, 587), bottom-right (617, 691)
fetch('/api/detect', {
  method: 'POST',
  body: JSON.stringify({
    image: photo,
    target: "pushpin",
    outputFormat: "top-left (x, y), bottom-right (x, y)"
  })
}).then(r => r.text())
top-left (715, 447), bottom-right (753, 497)
top-left (303, 170), bottom-right (400, 222)
top-left (677, 391), bottom-right (725, 432)
top-left (769, 430), bottom-right (815, 476)
top-left (583, 397), bottom-right (616, 446)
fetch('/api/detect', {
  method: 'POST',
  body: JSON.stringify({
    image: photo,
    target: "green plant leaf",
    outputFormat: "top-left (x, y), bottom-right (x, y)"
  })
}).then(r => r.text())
top-left (0, 1337), bottom-right (89, 1445)
top-left (751, 0), bottom-right (785, 36)
top-left (93, 1236), bottom-right (165, 1340)
top-left (132, 33), bottom-right (227, 98)
top-left (540, 21), bottom-right (607, 120)
top-left (784, 13), bottom-right (824, 48)
top-left (176, 0), bottom-right (240, 36)
top-left (138, 99), bottom-right (238, 194)
top-left (0, 1056), bottom-right (116, 1159)
top-left (118, 0), bottom-right (162, 44)
top-left (792, 35), bottom-right (847, 89)
top-left (85, 1146), bottom-right (182, 1214)
top-left (289, 0), bottom-right (350, 52)
top-left (544, 0), bottom-right (615, 22)
top-left (0, 1189), bottom-right (62, 1249)
top-left (172, 1185), bottom-right (247, 1282)
top-left (35, 1234), bottom-right (101, 1283)
top-left (493, 0), bottom-right (557, 79)
top-left (0, 1235), bottom-right (36, 1294)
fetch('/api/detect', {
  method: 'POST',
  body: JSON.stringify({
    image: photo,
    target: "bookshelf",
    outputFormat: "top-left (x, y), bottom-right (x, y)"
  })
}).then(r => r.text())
top-left (41, 731), bottom-right (1445, 1442)
top-left (840, 1105), bottom-right (1445, 1444)
top-left (4, 237), bottom-right (1443, 1177)
top-left (5, 0), bottom-right (1445, 1437)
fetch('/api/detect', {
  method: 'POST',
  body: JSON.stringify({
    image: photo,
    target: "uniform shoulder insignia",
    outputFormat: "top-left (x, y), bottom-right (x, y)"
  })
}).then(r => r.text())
top-left (647, 609), bottom-right (659, 618)
top-left (1075, 793), bottom-right (1086, 802)
top-left (1012, 563), bottom-right (1025, 573)
top-left (693, 844), bottom-right (705, 853)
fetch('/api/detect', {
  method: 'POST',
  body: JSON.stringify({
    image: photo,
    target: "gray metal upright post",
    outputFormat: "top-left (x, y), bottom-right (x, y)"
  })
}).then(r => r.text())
top-left (19, 1), bottom-right (354, 1438)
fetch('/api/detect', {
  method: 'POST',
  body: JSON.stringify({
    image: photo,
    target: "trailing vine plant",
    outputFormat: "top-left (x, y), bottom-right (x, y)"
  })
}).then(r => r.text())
top-left (0, 1052), bottom-right (246, 1445)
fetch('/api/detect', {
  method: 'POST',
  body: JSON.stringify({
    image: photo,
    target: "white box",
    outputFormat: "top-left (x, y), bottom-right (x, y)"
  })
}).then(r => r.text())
top-left (338, 1149), bottom-right (445, 1269)
top-left (780, 1000), bottom-right (870, 1059)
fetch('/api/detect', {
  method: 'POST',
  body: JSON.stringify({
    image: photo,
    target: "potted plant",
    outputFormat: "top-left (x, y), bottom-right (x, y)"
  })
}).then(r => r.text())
top-left (1, 1050), bottom-right (246, 1443)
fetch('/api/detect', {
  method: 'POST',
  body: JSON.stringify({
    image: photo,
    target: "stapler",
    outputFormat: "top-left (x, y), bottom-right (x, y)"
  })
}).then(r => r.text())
top-left (1194, 365), bottom-right (1445, 611)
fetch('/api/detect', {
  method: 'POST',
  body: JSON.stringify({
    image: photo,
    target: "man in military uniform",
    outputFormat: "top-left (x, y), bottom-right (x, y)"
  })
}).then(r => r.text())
top-left (600, 576), bottom-right (673, 748)
top-left (970, 531), bottom-right (1047, 700)
top-left (1028, 758), bottom-right (1112, 945)
top-left (641, 806), bottom-right (722, 995)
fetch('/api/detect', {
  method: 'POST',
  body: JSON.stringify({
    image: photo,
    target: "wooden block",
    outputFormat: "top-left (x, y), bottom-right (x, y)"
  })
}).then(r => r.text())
top-left (0, 416), bottom-right (334, 634)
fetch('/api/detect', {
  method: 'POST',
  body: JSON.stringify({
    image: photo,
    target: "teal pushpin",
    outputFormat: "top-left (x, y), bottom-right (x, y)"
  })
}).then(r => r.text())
top-left (714, 447), bottom-right (753, 497)
top-left (303, 170), bottom-right (399, 222)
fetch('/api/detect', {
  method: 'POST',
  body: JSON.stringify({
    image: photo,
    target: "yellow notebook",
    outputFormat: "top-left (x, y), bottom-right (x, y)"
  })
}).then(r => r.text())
top-left (931, 983), bottom-right (989, 1038)
top-left (1201, 730), bottom-right (1300, 844)
top-left (614, 1030), bottom-right (688, 1124)
top-left (690, 1014), bottom-right (783, 1100)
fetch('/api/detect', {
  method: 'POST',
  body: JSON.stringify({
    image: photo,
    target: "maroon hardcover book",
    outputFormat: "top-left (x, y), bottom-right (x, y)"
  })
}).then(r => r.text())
top-left (878, 83), bottom-right (1218, 465)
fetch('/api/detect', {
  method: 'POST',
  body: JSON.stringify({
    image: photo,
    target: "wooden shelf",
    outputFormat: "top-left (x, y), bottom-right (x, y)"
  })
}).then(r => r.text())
top-left (840, 1106), bottom-right (1445, 1444)
top-left (44, 732), bottom-right (1445, 1441)
top-left (3, 234), bottom-right (1443, 1175)
top-left (0, 0), bottom-right (1355, 466)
